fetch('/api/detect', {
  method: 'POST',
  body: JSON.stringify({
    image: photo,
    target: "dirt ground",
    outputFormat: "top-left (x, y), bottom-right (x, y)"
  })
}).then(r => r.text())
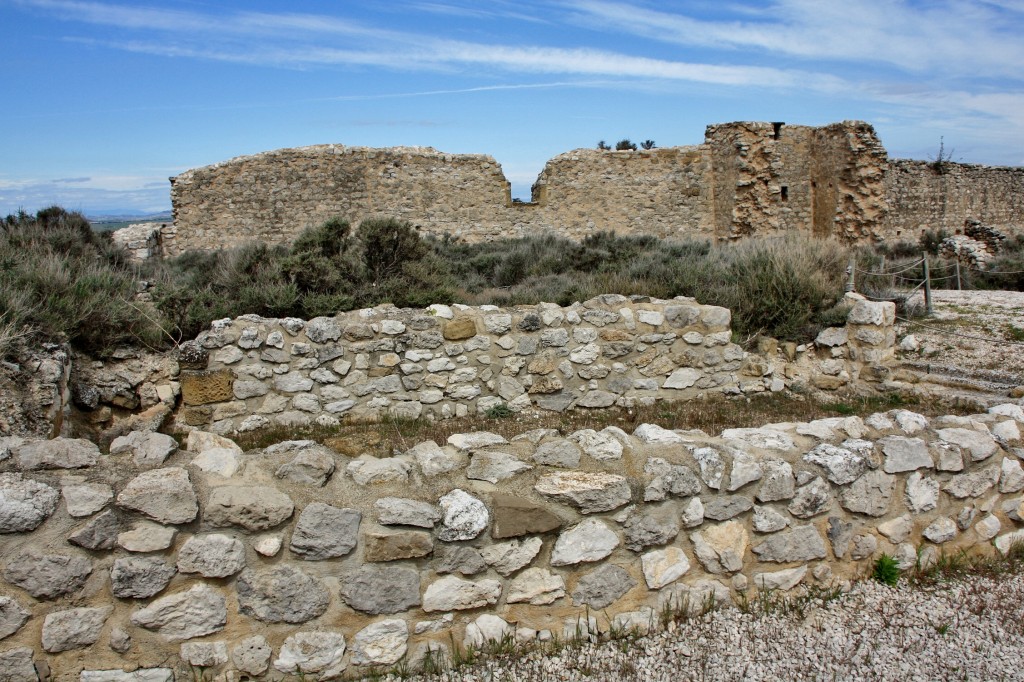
top-left (895, 289), bottom-right (1024, 379)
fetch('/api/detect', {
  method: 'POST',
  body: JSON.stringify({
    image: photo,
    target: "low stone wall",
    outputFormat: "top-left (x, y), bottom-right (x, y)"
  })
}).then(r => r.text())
top-left (2, 399), bottom-right (1024, 679)
top-left (172, 294), bottom-right (895, 435)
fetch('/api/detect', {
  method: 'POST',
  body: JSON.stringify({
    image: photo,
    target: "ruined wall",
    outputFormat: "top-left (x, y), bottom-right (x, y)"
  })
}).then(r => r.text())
top-left (168, 294), bottom-right (895, 436)
top-left (884, 160), bottom-right (1024, 240)
top-left (171, 121), bottom-right (937, 253)
top-left (3, 395), bottom-right (1024, 679)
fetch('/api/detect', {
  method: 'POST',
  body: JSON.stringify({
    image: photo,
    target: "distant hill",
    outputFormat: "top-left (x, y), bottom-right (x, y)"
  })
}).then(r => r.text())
top-left (88, 210), bottom-right (172, 232)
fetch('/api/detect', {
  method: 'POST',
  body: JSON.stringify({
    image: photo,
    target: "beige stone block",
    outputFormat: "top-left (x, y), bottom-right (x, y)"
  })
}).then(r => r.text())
top-left (180, 369), bottom-right (233, 406)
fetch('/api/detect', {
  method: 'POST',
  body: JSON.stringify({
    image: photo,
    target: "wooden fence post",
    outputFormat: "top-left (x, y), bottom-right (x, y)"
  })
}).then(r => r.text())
top-left (923, 253), bottom-right (933, 316)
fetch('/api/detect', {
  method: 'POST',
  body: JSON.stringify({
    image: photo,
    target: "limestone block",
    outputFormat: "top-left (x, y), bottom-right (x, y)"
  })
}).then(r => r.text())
top-left (364, 529), bottom-right (433, 562)
top-left (691, 521), bottom-right (747, 574)
top-left (177, 534), bottom-right (246, 577)
top-left (116, 467), bottom-right (198, 525)
top-left (3, 552), bottom-right (92, 599)
top-left (351, 619), bottom-right (408, 666)
top-left (438, 489), bottom-right (489, 541)
top-left (236, 566), bottom-right (329, 623)
top-left (340, 565), bottom-right (421, 614)
top-left (571, 564), bottom-right (636, 609)
top-left (423, 576), bottom-right (502, 612)
top-left (839, 470), bottom-right (895, 517)
top-left (14, 437), bottom-right (99, 470)
top-left (204, 485), bottom-right (294, 530)
top-left (111, 557), bottom-right (176, 599)
top-left (535, 471), bottom-right (631, 513)
top-left (752, 524), bottom-right (827, 563)
top-left (289, 503), bottom-right (361, 560)
top-left (274, 631), bottom-right (347, 677)
top-left (467, 451), bottom-right (533, 483)
top-left (551, 518), bottom-right (620, 566)
top-left (42, 606), bottom-right (111, 652)
top-left (130, 584), bottom-right (227, 640)
top-left (180, 369), bottom-right (233, 405)
top-left (641, 547), bottom-right (691, 589)
top-left (507, 568), bottom-right (566, 605)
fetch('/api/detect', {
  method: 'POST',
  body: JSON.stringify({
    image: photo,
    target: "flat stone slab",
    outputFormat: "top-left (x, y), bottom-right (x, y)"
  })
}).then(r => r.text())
top-left (534, 471), bottom-right (631, 513)
top-left (116, 468), bottom-right (198, 525)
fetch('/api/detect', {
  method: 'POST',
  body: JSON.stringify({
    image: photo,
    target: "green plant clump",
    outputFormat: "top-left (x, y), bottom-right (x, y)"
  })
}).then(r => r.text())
top-left (873, 554), bottom-right (901, 586)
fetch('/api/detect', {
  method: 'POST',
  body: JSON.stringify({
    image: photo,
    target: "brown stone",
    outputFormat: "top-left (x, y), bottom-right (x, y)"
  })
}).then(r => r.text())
top-left (631, 348), bottom-right (658, 368)
top-left (527, 352), bottom-right (559, 375)
top-left (180, 369), bottom-right (233, 406)
top-left (812, 373), bottom-right (847, 390)
top-left (324, 432), bottom-right (383, 457)
top-left (782, 342), bottom-right (798, 361)
top-left (178, 406), bottom-right (213, 426)
top-left (638, 355), bottom-right (675, 377)
top-left (528, 376), bottom-right (564, 394)
top-left (443, 317), bottom-right (477, 340)
top-left (364, 530), bottom-right (433, 562)
top-left (1011, 386), bottom-right (1024, 399)
top-left (599, 329), bottom-right (634, 342)
top-left (491, 494), bottom-right (562, 539)
top-left (756, 337), bottom-right (778, 356)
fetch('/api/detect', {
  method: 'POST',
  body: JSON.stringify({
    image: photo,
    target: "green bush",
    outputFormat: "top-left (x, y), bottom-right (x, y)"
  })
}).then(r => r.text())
top-left (873, 554), bottom-right (901, 586)
top-left (0, 207), bottom-right (167, 356)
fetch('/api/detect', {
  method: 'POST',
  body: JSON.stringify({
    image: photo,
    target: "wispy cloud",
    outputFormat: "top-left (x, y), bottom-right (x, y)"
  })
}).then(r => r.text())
top-left (20, 0), bottom-right (843, 90)
top-left (567, 0), bottom-right (1024, 79)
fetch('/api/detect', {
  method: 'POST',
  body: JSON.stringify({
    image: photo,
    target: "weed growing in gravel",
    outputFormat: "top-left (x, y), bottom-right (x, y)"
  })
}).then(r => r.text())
top-left (912, 542), bottom-right (1024, 587)
top-left (873, 554), bottom-right (901, 586)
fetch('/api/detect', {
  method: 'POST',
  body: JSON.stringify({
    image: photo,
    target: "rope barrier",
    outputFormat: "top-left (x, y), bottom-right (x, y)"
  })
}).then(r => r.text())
top-left (853, 259), bottom-right (924, 276)
top-left (897, 316), bottom-right (1024, 347)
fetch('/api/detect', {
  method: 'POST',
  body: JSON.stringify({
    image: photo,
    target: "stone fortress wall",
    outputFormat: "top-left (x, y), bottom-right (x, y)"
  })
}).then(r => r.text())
top-left (167, 121), bottom-right (1024, 254)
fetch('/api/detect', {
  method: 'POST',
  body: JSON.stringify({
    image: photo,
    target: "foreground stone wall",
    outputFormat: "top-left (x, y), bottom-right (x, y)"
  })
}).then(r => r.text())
top-left (170, 294), bottom-right (895, 435)
top-left (167, 121), bottom-right (1024, 254)
top-left (2, 397), bottom-right (1024, 679)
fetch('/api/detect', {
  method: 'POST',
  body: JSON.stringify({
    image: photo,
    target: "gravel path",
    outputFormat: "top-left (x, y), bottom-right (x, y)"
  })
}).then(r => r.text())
top-left (394, 572), bottom-right (1024, 682)
top-left (897, 289), bottom-right (1024, 378)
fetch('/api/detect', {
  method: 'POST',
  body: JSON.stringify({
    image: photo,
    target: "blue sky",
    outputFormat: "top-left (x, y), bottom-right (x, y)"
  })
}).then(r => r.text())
top-left (2, 0), bottom-right (1023, 215)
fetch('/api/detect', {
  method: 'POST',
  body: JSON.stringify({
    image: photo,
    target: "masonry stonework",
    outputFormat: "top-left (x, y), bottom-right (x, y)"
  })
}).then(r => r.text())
top-left (3, 396), bottom-right (1024, 678)
top-left (167, 121), bottom-right (1024, 254)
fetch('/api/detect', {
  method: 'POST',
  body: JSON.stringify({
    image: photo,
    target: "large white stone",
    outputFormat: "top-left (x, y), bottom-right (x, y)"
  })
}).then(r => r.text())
top-left (130, 584), bottom-right (226, 641)
top-left (721, 428), bottom-right (795, 451)
top-left (568, 428), bottom-right (624, 461)
top-left (633, 423), bottom-right (685, 444)
top-left (754, 565), bottom-right (807, 591)
top-left (905, 472), bottom-right (940, 513)
top-left (690, 521), bottom-right (747, 574)
top-left (480, 537), bottom-right (543, 576)
top-left (551, 519), bottom-right (620, 566)
top-left (641, 546), bottom-right (691, 589)
top-left (803, 443), bottom-right (868, 485)
top-left (879, 436), bottom-right (932, 473)
top-left (191, 447), bottom-right (241, 478)
top-left (506, 568), bottom-right (566, 605)
top-left (422, 576), bottom-right (502, 612)
top-left (350, 619), bottom-right (408, 666)
top-left (447, 432), bottom-right (507, 450)
top-left (535, 471), bottom-right (631, 513)
top-left (937, 428), bottom-right (999, 462)
top-left (274, 631), bottom-right (347, 677)
top-left (438, 489), bottom-right (489, 541)
top-left (464, 614), bottom-right (514, 649)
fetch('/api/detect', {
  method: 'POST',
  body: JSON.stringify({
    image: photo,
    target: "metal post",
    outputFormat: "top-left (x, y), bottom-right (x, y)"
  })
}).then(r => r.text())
top-left (955, 259), bottom-right (961, 291)
top-left (845, 256), bottom-right (856, 293)
top-left (922, 253), bottom-right (933, 316)
top-left (878, 255), bottom-right (886, 274)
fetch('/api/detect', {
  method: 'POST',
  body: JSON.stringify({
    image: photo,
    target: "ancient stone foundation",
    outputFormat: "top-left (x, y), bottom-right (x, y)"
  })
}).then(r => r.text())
top-left (167, 121), bottom-right (1024, 254)
top-left (2, 397), bottom-right (1024, 679)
